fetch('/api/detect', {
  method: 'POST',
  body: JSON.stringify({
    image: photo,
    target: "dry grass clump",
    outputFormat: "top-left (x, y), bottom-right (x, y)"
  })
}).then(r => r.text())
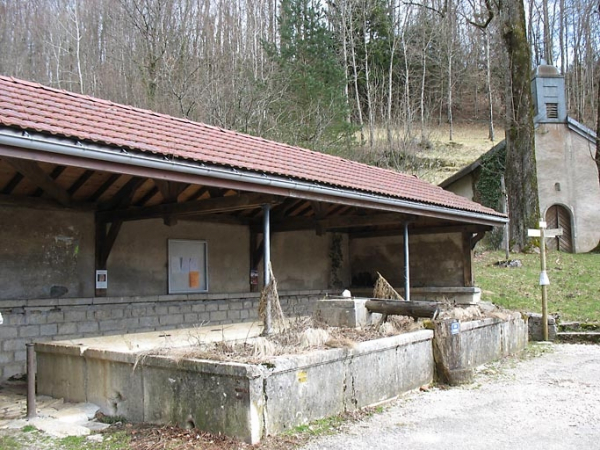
top-left (372, 272), bottom-right (405, 300)
top-left (258, 262), bottom-right (286, 331)
top-left (163, 315), bottom-right (422, 365)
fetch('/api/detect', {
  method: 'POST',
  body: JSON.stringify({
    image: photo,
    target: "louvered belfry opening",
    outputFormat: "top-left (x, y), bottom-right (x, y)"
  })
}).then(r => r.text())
top-left (545, 204), bottom-right (573, 252)
top-left (546, 103), bottom-right (559, 119)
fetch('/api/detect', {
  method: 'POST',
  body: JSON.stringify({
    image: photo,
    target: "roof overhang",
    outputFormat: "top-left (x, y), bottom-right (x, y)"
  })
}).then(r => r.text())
top-left (0, 128), bottom-right (507, 227)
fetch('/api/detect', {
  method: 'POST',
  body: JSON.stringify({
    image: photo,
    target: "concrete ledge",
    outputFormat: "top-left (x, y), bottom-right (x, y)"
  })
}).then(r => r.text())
top-left (433, 316), bottom-right (528, 385)
top-left (36, 327), bottom-right (434, 444)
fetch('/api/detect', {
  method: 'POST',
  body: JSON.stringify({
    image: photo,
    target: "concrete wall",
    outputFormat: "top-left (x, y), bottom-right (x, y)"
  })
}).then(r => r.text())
top-left (0, 205), bottom-right (95, 300)
top-left (36, 329), bottom-right (434, 443)
top-left (350, 233), bottom-right (465, 288)
top-left (270, 231), bottom-right (351, 291)
top-left (0, 291), bottom-right (326, 380)
top-left (110, 219), bottom-right (250, 295)
top-left (433, 314), bottom-right (528, 385)
top-left (35, 313), bottom-right (529, 443)
top-left (0, 204), bottom-right (345, 299)
top-left (535, 124), bottom-right (600, 252)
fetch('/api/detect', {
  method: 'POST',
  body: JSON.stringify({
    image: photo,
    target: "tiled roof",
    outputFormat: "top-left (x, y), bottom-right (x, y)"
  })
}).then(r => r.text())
top-left (0, 75), bottom-right (503, 217)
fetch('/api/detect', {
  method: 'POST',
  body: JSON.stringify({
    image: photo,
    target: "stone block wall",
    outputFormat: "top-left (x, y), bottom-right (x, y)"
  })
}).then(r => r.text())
top-left (0, 290), bottom-right (326, 380)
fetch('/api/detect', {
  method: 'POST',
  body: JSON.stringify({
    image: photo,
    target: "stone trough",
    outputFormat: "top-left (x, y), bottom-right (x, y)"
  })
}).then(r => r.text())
top-left (35, 299), bottom-right (528, 444)
top-left (35, 323), bottom-right (434, 444)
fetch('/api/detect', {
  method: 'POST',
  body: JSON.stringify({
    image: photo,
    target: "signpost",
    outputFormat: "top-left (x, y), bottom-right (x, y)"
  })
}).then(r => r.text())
top-left (528, 221), bottom-right (563, 341)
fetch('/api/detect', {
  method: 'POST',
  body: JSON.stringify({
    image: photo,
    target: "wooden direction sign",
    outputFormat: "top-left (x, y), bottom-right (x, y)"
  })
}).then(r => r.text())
top-left (527, 228), bottom-right (563, 238)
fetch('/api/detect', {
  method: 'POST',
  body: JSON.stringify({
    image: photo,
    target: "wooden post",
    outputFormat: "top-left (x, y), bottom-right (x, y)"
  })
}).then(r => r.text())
top-left (540, 221), bottom-right (549, 341)
top-left (528, 220), bottom-right (561, 341)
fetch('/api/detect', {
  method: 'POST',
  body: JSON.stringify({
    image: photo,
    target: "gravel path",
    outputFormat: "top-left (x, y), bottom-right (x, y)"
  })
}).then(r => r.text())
top-left (300, 343), bottom-right (600, 450)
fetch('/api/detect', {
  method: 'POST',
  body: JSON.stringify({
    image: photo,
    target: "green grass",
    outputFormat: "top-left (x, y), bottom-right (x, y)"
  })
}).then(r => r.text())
top-left (474, 250), bottom-right (600, 322)
top-left (0, 429), bottom-right (131, 450)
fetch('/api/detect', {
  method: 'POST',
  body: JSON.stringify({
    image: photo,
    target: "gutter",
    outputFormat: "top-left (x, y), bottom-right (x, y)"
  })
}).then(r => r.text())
top-left (0, 129), bottom-right (507, 226)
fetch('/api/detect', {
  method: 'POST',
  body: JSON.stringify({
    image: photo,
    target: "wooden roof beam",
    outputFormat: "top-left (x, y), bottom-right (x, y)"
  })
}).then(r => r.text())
top-left (3, 157), bottom-right (71, 206)
top-left (97, 192), bottom-right (280, 223)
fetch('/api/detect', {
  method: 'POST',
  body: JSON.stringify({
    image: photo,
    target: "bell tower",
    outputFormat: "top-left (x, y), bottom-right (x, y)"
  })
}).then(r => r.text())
top-left (531, 64), bottom-right (567, 124)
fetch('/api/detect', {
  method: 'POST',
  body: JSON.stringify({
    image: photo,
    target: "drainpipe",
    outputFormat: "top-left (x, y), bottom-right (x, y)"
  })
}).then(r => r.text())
top-left (404, 223), bottom-right (410, 301)
top-left (262, 204), bottom-right (272, 334)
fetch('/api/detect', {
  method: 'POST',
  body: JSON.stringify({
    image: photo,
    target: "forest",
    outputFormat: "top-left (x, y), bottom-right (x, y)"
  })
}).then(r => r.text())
top-left (1, 0), bottom-right (597, 155)
top-left (0, 0), bottom-right (599, 245)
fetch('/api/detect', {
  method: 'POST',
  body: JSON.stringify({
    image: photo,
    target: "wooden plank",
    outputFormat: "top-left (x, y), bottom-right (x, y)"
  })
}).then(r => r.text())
top-left (134, 186), bottom-right (159, 206)
top-left (67, 169), bottom-right (95, 195)
top-left (3, 158), bottom-right (71, 206)
top-left (98, 177), bottom-right (146, 211)
top-left (154, 179), bottom-right (188, 202)
top-left (1, 172), bottom-right (24, 194)
top-left (97, 193), bottom-right (279, 223)
top-left (349, 224), bottom-right (492, 240)
top-left (32, 166), bottom-right (65, 197)
top-left (88, 173), bottom-right (121, 202)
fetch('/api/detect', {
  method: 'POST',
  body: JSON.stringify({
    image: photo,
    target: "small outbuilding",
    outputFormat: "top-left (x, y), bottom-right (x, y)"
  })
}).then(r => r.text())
top-left (0, 76), bottom-right (505, 380)
top-left (441, 64), bottom-right (600, 253)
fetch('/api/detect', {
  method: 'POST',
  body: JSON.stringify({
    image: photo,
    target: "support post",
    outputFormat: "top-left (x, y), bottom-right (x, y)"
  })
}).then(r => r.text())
top-left (26, 343), bottom-right (36, 419)
top-left (540, 222), bottom-right (549, 341)
top-left (404, 223), bottom-right (410, 301)
top-left (263, 204), bottom-right (272, 334)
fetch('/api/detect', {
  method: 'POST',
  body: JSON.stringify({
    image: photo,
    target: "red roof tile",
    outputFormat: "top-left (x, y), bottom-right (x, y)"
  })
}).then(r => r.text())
top-left (0, 75), bottom-right (503, 218)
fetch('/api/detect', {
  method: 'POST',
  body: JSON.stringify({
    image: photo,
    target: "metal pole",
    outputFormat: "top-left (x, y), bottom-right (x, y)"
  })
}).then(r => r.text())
top-left (404, 223), bottom-right (410, 301)
top-left (26, 343), bottom-right (36, 419)
top-left (262, 204), bottom-right (272, 334)
top-left (540, 223), bottom-right (549, 341)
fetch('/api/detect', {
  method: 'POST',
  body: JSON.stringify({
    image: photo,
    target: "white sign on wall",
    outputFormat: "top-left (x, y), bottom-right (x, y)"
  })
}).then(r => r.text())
top-left (95, 270), bottom-right (108, 289)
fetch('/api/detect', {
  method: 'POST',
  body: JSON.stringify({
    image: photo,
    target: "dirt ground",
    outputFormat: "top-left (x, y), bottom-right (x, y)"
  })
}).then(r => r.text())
top-left (298, 343), bottom-right (600, 450)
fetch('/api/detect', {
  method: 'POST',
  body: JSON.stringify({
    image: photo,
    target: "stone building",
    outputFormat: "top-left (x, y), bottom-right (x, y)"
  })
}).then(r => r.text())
top-left (0, 76), bottom-right (505, 379)
top-left (441, 64), bottom-right (599, 252)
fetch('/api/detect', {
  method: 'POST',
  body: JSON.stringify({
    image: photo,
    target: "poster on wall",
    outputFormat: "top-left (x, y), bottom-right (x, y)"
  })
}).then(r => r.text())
top-left (168, 239), bottom-right (208, 293)
top-left (95, 270), bottom-right (108, 289)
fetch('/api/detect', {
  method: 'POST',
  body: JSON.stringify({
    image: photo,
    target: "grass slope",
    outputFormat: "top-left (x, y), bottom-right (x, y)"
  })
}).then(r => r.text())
top-left (474, 250), bottom-right (600, 322)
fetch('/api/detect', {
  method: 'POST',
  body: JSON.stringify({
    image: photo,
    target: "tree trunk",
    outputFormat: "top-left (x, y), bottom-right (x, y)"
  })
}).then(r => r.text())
top-left (365, 299), bottom-right (441, 319)
top-left (485, 28), bottom-right (494, 142)
top-left (501, 0), bottom-right (540, 251)
top-left (596, 65), bottom-right (599, 185)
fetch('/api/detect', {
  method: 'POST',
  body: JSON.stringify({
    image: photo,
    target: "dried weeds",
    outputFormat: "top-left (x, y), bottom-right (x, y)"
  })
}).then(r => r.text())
top-left (161, 315), bottom-right (422, 365)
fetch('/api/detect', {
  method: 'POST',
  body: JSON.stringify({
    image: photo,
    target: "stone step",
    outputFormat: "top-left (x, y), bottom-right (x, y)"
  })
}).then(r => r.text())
top-left (557, 332), bottom-right (600, 343)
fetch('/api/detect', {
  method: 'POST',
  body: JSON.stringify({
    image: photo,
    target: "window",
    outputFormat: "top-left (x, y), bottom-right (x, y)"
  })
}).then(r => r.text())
top-left (168, 239), bottom-right (208, 293)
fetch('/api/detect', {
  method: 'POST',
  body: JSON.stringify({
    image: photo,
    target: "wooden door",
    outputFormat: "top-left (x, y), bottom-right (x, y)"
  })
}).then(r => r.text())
top-left (545, 205), bottom-right (573, 252)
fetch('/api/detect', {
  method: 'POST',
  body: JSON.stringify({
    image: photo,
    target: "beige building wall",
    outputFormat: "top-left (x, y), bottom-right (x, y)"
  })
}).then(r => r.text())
top-left (445, 175), bottom-right (475, 201)
top-left (535, 124), bottom-right (600, 252)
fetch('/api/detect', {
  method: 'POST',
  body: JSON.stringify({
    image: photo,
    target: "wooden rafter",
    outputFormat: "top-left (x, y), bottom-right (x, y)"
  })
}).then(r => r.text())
top-left (97, 193), bottom-right (279, 223)
top-left (32, 166), bottom-right (65, 197)
top-left (3, 158), bottom-right (71, 206)
top-left (98, 177), bottom-right (146, 211)
top-left (88, 173), bottom-right (121, 202)
top-left (1, 172), bottom-right (24, 194)
top-left (68, 169), bottom-right (95, 195)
